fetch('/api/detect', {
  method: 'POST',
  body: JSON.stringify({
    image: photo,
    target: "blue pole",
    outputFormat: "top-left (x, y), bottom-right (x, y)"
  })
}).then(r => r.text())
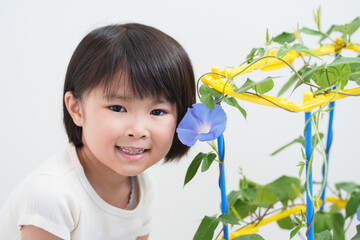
top-left (305, 112), bottom-right (314, 240)
top-left (320, 101), bottom-right (335, 210)
top-left (217, 134), bottom-right (229, 240)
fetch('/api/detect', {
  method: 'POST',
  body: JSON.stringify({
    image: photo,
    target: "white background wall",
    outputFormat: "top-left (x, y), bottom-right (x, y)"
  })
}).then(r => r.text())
top-left (1, 0), bottom-right (359, 239)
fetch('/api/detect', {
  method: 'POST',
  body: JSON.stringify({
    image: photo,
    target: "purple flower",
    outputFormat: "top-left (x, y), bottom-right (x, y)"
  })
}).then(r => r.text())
top-left (357, 204), bottom-right (360, 221)
top-left (176, 103), bottom-right (227, 147)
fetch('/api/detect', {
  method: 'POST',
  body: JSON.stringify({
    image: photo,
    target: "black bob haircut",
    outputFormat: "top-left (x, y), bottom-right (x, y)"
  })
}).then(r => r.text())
top-left (63, 23), bottom-right (195, 162)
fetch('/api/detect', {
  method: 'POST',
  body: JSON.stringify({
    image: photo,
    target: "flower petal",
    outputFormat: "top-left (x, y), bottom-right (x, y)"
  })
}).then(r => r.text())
top-left (177, 103), bottom-right (227, 146)
top-left (357, 204), bottom-right (360, 221)
top-left (176, 128), bottom-right (198, 146)
top-left (198, 132), bottom-right (216, 141)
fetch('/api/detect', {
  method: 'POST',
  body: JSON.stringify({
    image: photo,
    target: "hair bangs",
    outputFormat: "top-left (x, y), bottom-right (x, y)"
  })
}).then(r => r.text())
top-left (99, 31), bottom-right (177, 103)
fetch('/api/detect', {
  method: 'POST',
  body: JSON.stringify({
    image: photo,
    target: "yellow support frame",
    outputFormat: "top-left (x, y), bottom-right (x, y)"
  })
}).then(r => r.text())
top-left (201, 40), bottom-right (360, 113)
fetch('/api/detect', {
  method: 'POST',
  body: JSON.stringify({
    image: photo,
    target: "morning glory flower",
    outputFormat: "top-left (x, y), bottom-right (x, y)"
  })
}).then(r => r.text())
top-left (357, 205), bottom-right (360, 221)
top-left (176, 103), bottom-right (227, 147)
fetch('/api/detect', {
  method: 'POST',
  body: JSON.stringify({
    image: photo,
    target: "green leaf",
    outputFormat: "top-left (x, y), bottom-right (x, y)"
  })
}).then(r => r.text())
top-left (297, 160), bottom-right (305, 178)
top-left (258, 48), bottom-right (265, 58)
top-left (266, 28), bottom-right (271, 45)
top-left (273, 32), bottom-right (296, 44)
top-left (199, 84), bottom-right (224, 110)
top-left (223, 96), bottom-right (247, 119)
top-left (184, 152), bottom-right (206, 186)
top-left (301, 27), bottom-right (323, 36)
top-left (333, 17), bottom-right (360, 36)
top-left (311, 64), bottom-right (350, 90)
top-left (329, 204), bottom-right (341, 214)
top-left (300, 210), bottom-right (306, 223)
top-left (252, 77), bottom-right (274, 95)
top-left (218, 213), bottom-right (240, 225)
top-left (290, 223), bottom-right (303, 239)
top-left (335, 182), bottom-right (360, 194)
top-left (267, 175), bottom-right (302, 200)
top-left (200, 84), bottom-right (218, 96)
top-left (193, 215), bottom-right (220, 240)
top-left (291, 43), bottom-right (320, 59)
top-left (351, 224), bottom-right (360, 240)
top-left (314, 230), bottom-right (332, 240)
top-left (242, 188), bottom-right (259, 201)
top-left (337, 64), bottom-right (351, 90)
top-left (277, 216), bottom-right (295, 229)
top-left (200, 94), bottom-right (215, 110)
top-left (346, 191), bottom-right (360, 218)
top-left (246, 48), bottom-right (258, 63)
top-left (256, 186), bottom-right (277, 207)
top-left (239, 176), bottom-right (248, 190)
top-left (232, 198), bottom-right (257, 219)
top-left (331, 213), bottom-right (345, 240)
top-left (232, 234), bottom-right (264, 240)
top-left (328, 56), bottom-right (360, 67)
top-left (236, 78), bottom-right (255, 93)
top-left (349, 63), bottom-right (360, 82)
top-left (314, 211), bottom-right (333, 233)
top-left (227, 190), bottom-right (242, 207)
top-left (295, 216), bottom-right (302, 225)
top-left (277, 45), bottom-right (291, 58)
top-left (246, 48), bottom-right (266, 63)
top-left (201, 153), bottom-right (217, 172)
top-left (199, 84), bottom-right (211, 95)
top-left (349, 17), bottom-right (360, 35)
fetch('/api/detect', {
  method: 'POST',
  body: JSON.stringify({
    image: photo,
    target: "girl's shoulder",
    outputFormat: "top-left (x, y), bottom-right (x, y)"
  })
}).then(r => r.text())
top-left (26, 145), bottom-right (78, 179)
top-left (15, 145), bottom-right (81, 213)
top-left (1, 146), bottom-right (82, 238)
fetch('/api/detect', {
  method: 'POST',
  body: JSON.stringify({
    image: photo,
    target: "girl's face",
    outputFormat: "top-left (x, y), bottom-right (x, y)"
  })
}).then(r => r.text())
top-left (75, 85), bottom-right (177, 177)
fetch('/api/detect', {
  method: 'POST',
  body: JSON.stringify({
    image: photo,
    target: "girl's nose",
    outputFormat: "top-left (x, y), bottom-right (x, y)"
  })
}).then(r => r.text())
top-left (126, 120), bottom-right (149, 139)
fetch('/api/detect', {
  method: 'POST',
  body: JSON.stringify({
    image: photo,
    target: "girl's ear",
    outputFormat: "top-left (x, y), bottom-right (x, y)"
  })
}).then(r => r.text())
top-left (64, 91), bottom-right (84, 127)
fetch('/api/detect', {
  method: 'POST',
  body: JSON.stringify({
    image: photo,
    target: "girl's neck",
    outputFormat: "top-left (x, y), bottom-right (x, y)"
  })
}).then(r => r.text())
top-left (76, 147), bottom-right (132, 209)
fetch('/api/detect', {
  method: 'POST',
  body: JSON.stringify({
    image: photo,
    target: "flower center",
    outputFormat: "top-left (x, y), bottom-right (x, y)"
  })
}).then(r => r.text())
top-left (197, 124), bottom-right (211, 134)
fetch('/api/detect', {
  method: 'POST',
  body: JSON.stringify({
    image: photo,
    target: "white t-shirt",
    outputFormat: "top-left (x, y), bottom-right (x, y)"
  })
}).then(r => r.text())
top-left (0, 144), bottom-right (157, 240)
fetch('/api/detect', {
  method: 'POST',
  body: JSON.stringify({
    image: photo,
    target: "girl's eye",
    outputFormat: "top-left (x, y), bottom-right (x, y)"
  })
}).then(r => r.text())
top-left (110, 105), bottom-right (126, 112)
top-left (151, 109), bottom-right (165, 116)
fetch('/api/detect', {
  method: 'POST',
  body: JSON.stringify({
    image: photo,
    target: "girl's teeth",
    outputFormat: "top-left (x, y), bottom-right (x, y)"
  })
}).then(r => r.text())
top-left (119, 147), bottom-right (146, 155)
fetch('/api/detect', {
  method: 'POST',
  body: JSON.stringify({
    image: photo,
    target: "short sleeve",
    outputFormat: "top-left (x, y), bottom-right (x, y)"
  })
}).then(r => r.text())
top-left (17, 175), bottom-right (80, 240)
top-left (137, 173), bottom-right (158, 237)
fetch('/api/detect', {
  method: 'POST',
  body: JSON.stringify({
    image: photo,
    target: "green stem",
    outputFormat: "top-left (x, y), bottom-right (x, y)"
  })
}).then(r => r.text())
top-left (312, 110), bottom-right (328, 201)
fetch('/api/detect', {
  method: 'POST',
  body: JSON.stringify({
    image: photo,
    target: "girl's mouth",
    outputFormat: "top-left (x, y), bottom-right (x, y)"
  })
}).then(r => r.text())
top-left (116, 146), bottom-right (149, 155)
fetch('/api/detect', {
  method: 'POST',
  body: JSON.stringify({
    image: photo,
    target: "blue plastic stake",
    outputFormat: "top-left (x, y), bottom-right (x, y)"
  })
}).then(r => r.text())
top-left (217, 134), bottom-right (229, 240)
top-left (320, 101), bottom-right (335, 210)
top-left (305, 112), bottom-right (314, 240)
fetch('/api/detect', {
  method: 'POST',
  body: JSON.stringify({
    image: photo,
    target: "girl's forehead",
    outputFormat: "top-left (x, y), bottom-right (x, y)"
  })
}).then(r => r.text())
top-left (93, 84), bottom-right (169, 103)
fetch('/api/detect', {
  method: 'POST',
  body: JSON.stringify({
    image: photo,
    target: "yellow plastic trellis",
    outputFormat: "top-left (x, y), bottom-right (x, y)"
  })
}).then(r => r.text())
top-left (201, 40), bottom-right (360, 113)
top-left (204, 39), bottom-right (359, 240)
top-left (221, 197), bottom-right (347, 240)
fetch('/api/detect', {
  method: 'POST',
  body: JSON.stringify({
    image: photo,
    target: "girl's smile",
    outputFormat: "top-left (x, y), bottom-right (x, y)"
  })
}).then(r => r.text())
top-left (115, 146), bottom-right (150, 162)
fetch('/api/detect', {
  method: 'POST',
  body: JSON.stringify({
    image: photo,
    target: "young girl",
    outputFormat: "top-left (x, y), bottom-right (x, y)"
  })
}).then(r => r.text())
top-left (0, 23), bottom-right (195, 239)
